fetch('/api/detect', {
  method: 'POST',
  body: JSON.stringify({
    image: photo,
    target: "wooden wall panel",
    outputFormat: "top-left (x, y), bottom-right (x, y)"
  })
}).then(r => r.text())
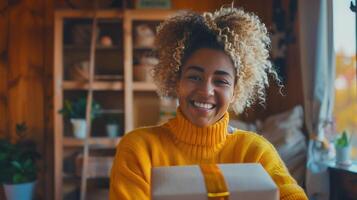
top-left (0, 3), bottom-right (9, 199)
top-left (7, 1), bottom-right (45, 198)
top-left (43, 0), bottom-right (54, 199)
top-left (7, 1), bottom-right (43, 152)
top-left (0, 2), bottom-right (8, 139)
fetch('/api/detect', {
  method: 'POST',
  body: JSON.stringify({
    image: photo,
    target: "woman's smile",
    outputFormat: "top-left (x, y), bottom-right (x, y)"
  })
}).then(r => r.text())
top-left (188, 100), bottom-right (216, 117)
top-left (191, 100), bottom-right (216, 110)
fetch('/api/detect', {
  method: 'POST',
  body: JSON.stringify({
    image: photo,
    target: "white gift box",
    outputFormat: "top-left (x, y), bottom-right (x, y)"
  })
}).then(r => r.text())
top-left (152, 163), bottom-right (279, 200)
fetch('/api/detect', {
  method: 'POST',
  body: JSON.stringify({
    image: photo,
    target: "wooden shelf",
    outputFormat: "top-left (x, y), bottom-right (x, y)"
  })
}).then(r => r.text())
top-left (133, 46), bottom-right (156, 51)
top-left (63, 45), bottom-right (122, 50)
top-left (95, 75), bottom-right (123, 80)
top-left (133, 82), bottom-right (157, 91)
top-left (62, 81), bottom-right (123, 90)
top-left (55, 10), bottom-right (124, 19)
top-left (125, 9), bottom-right (176, 20)
top-left (63, 137), bottom-right (121, 148)
top-left (99, 109), bottom-right (124, 114)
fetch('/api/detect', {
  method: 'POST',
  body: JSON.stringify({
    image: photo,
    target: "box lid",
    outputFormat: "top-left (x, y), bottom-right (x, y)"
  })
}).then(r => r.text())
top-left (151, 163), bottom-right (279, 200)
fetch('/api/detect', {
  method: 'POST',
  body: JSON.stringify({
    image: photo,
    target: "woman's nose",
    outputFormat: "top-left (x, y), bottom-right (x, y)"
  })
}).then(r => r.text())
top-left (197, 80), bottom-right (214, 96)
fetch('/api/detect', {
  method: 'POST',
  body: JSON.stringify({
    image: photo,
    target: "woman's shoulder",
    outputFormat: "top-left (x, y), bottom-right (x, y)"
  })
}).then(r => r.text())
top-left (228, 129), bottom-right (280, 161)
top-left (229, 129), bottom-right (275, 148)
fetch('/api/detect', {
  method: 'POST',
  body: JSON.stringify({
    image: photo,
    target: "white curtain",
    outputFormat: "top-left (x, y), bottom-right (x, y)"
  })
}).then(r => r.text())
top-left (298, 0), bottom-right (335, 200)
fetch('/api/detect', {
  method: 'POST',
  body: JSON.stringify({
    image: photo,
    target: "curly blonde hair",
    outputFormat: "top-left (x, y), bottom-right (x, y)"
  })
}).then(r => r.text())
top-left (153, 7), bottom-right (281, 114)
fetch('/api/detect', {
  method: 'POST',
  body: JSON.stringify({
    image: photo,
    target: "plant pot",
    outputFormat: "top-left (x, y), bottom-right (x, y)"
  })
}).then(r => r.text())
top-left (335, 145), bottom-right (352, 165)
top-left (106, 124), bottom-right (119, 138)
top-left (4, 181), bottom-right (36, 200)
top-left (70, 119), bottom-right (87, 139)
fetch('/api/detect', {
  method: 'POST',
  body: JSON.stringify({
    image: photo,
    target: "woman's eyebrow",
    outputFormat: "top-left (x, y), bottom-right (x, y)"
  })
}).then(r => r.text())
top-left (185, 65), bottom-right (204, 73)
top-left (215, 70), bottom-right (234, 79)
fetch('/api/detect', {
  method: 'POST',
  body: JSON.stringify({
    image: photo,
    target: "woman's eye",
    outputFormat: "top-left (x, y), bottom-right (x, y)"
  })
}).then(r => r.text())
top-left (215, 80), bottom-right (230, 85)
top-left (187, 75), bottom-right (201, 81)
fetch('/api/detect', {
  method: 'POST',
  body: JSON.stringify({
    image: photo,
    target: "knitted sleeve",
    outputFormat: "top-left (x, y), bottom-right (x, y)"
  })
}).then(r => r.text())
top-left (255, 135), bottom-right (308, 200)
top-left (109, 134), bottom-right (151, 200)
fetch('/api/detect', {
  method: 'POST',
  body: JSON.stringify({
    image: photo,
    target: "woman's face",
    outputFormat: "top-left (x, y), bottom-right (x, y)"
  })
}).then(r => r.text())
top-left (177, 48), bottom-right (235, 127)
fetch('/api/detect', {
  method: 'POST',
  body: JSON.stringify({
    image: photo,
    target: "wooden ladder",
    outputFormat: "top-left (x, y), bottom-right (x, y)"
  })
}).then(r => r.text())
top-left (80, 7), bottom-right (100, 200)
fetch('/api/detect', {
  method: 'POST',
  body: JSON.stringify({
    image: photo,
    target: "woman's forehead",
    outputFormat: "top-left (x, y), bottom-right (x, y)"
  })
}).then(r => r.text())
top-left (182, 48), bottom-right (235, 75)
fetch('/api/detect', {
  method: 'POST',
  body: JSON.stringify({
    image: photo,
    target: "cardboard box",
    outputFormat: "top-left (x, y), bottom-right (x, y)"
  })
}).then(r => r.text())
top-left (152, 163), bottom-right (279, 200)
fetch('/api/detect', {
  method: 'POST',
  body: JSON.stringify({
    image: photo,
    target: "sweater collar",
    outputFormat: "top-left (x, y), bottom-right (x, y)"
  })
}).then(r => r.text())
top-left (167, 108), bottom-right (229, 147)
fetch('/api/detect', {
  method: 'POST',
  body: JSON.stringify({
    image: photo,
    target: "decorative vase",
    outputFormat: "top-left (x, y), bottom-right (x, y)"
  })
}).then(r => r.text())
top-left (106, 124), bottom-right (119, 138)
top-left (4, 181), bottom-right (36, 200)
top-left (335, 145), bottom-right (351, 165)
top-left (70, 119), bottom-right (87, 139)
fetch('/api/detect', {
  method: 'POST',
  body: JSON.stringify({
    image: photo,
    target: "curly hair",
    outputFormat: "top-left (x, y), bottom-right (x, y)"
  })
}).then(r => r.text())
top-left (152, 6), bottom-right (281, 114)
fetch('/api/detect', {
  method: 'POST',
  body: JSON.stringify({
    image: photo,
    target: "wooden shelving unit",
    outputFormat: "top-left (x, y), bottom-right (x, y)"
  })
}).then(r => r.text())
top-left (62, 81), bottom-right (124, 90)
top-left (54, 9), bottom-right (176, 200)
top-left (63, 137), bottom-right (120, 148)
top-left (133, 82), bottom-right (157, 91)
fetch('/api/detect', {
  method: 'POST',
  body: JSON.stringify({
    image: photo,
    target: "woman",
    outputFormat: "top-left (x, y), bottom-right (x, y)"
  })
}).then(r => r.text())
top-left (110, 6), bottom-right (308, 200)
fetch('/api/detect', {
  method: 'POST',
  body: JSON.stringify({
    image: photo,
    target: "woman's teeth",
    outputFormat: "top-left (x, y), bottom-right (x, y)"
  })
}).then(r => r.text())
top-left (193, 101), bottom-right (214, 109)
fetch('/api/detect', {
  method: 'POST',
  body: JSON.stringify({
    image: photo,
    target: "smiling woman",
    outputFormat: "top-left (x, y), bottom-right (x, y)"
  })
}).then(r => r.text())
top-left (109, 5), bottom-right (308, 200)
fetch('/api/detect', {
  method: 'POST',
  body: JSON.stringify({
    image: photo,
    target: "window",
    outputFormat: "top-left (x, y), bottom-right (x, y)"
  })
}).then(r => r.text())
top-left (333, 0), bottom-right (357, 160)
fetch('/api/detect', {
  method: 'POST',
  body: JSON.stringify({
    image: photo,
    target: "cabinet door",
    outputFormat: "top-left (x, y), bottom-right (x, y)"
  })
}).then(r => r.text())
top-left (329, 167), bottom-right (357, 200)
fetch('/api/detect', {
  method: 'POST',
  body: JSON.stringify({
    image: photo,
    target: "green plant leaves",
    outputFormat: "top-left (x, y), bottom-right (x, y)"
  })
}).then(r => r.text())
top-left (58, 97), bottom-right (101, 119)
top-left (0, 124), bottom-right (40, 184)
top-left (335, 130), bottom-right (350, 148)
top-left (10, 161), bottom-right (23, 171)
top-left (24, 159), bottom-right (33, 169)
top-left (13, 174), bottom-right (26, 184)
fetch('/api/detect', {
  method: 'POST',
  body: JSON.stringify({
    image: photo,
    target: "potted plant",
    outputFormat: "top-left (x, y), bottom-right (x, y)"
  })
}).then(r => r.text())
top-left (59, 97), bottom-right (101, 138)
top-left (105, 116), bottom-right (120, 138)
top-left (334, 130), bottom-right (351, 165)
top-left (0, 123), bottom-right (41, 200)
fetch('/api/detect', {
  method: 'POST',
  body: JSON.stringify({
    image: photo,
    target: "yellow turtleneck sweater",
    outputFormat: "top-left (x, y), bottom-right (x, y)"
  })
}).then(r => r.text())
top-left (110, 110), bottom-right (308, 200)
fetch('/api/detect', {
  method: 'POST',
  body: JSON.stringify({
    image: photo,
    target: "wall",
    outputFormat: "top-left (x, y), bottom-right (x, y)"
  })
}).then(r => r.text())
top-left (0, 0), bottom-right (54, 199)
top-left (0, 0), bottom-right (303, 199)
